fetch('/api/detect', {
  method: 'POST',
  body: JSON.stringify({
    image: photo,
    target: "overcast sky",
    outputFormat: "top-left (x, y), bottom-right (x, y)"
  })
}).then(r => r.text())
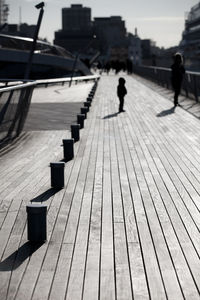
top-left (7, 0), bottom-right (198, 48)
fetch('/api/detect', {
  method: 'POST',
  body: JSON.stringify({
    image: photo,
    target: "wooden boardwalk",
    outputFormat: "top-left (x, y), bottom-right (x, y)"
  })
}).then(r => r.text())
top-left (0, 74), bottom-right (200, 300)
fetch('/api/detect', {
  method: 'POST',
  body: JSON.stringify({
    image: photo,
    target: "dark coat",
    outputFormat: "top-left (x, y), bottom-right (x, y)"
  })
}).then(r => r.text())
top-left (171, 63), bottom-right (185, 89)
top-left (117, 84), bottom-right (127, 98)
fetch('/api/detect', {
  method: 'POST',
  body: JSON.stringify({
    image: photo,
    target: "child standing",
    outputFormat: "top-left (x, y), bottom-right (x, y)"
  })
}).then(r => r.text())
top-left (117, 77), bottom-right (127, 113)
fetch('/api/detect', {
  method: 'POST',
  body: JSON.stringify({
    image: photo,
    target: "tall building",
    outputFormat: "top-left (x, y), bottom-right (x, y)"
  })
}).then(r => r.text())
top-left (54, 4), bottom-right (94, 54)
top-left (0, 0), bottom-right (9, 25)
top-left (180, 1), bottom-right (200, 70)
top-left (54, 5), bottom-right (128, 60)
top-left (94, 16), bottom-right (127, 53)
top-left (54, 4), bottom-right (135, 66)
top-left (62, 4), bottom-right (91, 31)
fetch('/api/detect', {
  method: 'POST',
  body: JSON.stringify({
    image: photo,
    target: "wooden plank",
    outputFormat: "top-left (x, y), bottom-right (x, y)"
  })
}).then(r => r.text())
top-left (109, 106), bottom-right (133, 300)
top-left (124, 81), bottom-right (200, 298)
top-left (63, 102), bottom-right (100, 300)
top-left (111, 115), bottom-right (150, 300)
top-left (82, 102), bottom-right (104, 300)
top-left (99, 96), bottom-right (115, 300)
top-left (137, 142), bottom-right (200, 299)
top-left (121, 118), bottom-right (184, 299)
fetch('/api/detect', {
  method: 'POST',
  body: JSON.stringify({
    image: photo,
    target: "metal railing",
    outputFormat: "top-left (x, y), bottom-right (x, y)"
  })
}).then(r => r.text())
top-left (0, 74), bottom-right (100, 148)
top-left (0, 74), bottom-right (100, 88)
top-left (132, 65), bottom-right (200, 102)
top-left (35, 74), bottom-right (100, 87)
top-left (0, 82), bottom-right (36, 147)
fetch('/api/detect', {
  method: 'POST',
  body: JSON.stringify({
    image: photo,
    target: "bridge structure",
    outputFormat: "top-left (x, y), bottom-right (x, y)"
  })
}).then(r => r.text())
top-left (0, 72), bottom-right (200, 299)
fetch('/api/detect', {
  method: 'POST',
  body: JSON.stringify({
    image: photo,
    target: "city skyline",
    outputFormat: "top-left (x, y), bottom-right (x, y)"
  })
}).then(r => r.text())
top-left (7, 0), bottom-right (198, 48)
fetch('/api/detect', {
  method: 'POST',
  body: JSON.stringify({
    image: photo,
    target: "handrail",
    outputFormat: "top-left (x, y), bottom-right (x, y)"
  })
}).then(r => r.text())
top-left (35, 74), bottom-right (100, 85)
top-left (138, 65), bottom-right (200, 76)
top-left (0, 81), bottom-right (36, 92)
top-left (0, 74), bottom-right (100, 87)
top-left (132, 65), bottom-right (200, 102)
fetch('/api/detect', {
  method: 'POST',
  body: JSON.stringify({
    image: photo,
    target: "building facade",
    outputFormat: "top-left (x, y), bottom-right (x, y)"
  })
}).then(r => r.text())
top-left (54, 4), bottom-right (94, 55)
top-left (4, 23), bottom-right (36, 38)
top-left (93, 16), bottom-right (127, 52)
top-left (54, 6), bottom-right (128, 65)
top-left (128, 30), bottom-right (142, 66)
top-left (62, 4), bottom-right (91, 31)
top-left (0, 0), bottom-right (9, 25)
top-left (180, 1), bottom-right (200, 70)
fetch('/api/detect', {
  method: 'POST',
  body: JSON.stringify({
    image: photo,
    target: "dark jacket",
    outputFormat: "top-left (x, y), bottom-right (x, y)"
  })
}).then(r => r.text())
top-left (171, 63), bottom-right (185, 88)
top-left (117, 84), bottom-right (127, 98)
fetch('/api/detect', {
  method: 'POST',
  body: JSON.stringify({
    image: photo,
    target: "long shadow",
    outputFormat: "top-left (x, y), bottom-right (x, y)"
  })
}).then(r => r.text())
top-left (0, 241), bottom-right (43, 271)
top-left (31, 187), bottom-right (61, 203)
top-left (184, 102), bottom-right (199, 111)
top-left (103, 112), bottom-right (119, 119)
top-left (157, 106), bottom-right (175, 117)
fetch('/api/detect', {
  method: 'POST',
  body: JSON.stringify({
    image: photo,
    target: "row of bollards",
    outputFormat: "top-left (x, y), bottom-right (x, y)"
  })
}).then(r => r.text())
top-left (26, 80), bottom-right (99, 243)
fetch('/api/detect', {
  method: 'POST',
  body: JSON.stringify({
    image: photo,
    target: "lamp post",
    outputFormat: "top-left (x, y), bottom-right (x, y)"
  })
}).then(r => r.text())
top-left (24, 2), bottom-right (45, 80)
top-left (69, 35), bottom-right (96, 87)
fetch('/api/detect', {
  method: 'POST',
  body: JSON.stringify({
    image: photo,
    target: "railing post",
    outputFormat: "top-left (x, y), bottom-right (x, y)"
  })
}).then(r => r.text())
top-left (193, 74), bottom-right (199, 102)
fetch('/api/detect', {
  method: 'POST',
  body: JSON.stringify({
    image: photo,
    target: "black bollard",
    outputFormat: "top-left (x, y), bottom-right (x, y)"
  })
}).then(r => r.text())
top-left (63, 139), bottom-right (74, 161)
top-left (89, 93), bottom-right (94, 98)
top-left (81, 107), bottom-right (88, 118)
top-left (84, 101), bottom-right (91, 109)
top-left (26, 204), bottom-right (47, 242)
top-left (77, 114), bottom-right (85, 129)
top-left (71, 124), bottom-right (80, 142)
top-left (87, 96), bottom-right (92, 102)
top-left (50, 162), bottom-right (65, 188)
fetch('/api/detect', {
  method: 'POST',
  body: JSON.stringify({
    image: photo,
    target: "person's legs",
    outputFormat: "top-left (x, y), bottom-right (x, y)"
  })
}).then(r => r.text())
top-left (119, 97), bottom-right (124, 112)
top-left (174, 87), bottom-right (180, 106)
top-left (173, 83), bottom-right (181, 106)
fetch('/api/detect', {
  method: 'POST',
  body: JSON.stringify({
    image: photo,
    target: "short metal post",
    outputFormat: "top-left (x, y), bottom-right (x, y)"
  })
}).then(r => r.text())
top-left (50, 162), bottom-right (65, 188)
top-left (89, 92), bottom-right (94, 97)
top-left (81, 107), bottom-right (88, 118)
top-left (193, 75), bottom-right (199, 102)
top-left (71, 124), bottom-right (80, 142)
top-left (77, 114), bottom-right (85, 129)
top-left (87, 96), bottom-right (92, 102)
top-left (26, 204), bottom-right (47, 242)
top-left (63, 139), bottom-right (74, 161)
top-left (84, 101), bottom-right (91, 109)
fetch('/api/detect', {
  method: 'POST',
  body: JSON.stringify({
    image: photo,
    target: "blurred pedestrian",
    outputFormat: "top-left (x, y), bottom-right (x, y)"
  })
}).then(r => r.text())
top-left (117, 77), bottom-right (127, 112)
top-left (171, 53), bottom-right (185, 106)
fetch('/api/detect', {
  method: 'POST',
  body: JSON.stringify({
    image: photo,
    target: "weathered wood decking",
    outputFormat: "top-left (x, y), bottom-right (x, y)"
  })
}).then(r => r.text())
top-left (0, 75), bottom-right (200, 300)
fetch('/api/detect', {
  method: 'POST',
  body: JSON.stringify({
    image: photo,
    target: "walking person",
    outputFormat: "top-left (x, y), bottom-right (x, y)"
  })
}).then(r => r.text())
top-left (171, 53), bottom-right (185, 106)
top-left (117, 77), bottom-right (127, 113)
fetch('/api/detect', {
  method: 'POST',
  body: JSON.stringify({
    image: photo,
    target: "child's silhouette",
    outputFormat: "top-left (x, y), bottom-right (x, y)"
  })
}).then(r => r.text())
top-left (117, 77), bottom-right (127, 113)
